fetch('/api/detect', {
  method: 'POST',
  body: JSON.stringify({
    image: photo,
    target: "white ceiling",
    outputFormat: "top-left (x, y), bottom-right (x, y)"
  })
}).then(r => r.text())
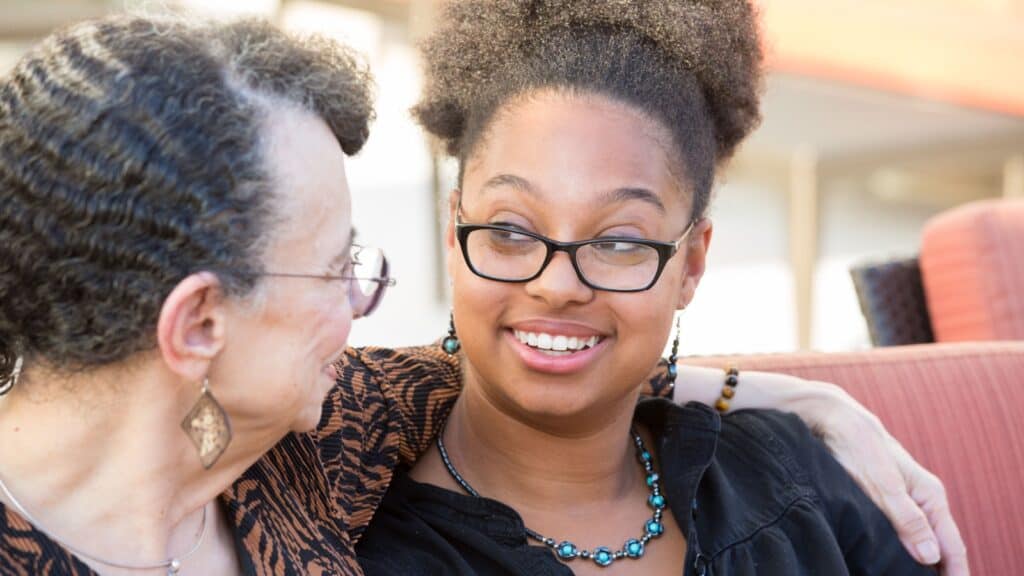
top-left (747, 73), bottom-right (1024, 161)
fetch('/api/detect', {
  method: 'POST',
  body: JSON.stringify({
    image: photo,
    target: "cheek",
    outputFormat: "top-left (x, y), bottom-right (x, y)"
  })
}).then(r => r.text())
top-left (611, 288), bottom-right (677, 361)
top-left (264, 288), bottom-right (352, 372)
top-left (452, 269), bottom-right (506, 329)
top-left (323, 307), bottom-right (353, 353)
top-left (306, 291), bottom-right (353, 358)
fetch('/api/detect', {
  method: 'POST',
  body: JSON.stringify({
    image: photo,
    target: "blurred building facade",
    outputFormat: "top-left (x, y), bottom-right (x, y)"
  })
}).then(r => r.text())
top-left (2, 0), bottom-right (1022, 354)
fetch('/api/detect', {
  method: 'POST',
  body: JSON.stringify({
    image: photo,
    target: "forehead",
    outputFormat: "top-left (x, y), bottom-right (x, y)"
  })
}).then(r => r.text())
top-left (260, 103), bottom-right (351, 264)
top-left (464, 91), bottom-right (686, 210)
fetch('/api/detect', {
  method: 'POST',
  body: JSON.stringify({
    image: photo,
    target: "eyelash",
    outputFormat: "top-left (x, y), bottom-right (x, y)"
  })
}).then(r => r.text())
top-left (490, 220), bottom-right (528, 231)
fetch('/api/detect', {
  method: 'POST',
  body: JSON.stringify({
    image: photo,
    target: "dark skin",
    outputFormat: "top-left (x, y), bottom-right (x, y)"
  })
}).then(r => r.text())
top-left (410, 89), bottom-right (711, 575)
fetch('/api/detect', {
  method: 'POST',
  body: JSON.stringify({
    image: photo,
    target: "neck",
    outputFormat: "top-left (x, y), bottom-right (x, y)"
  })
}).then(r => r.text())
top-left (0, 364), bottom-right (256, 569)
top-left (442, 377), bottom-right (644, 513)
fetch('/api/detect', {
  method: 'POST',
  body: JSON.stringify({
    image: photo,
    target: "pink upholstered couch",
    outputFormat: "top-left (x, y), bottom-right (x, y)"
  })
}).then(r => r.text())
top-left (921, 199), bottom-right (1024, 342)
top-left (683, 341), bottom-right (1024, 574)
top-left (681, 200), bottom-right (1024, 571)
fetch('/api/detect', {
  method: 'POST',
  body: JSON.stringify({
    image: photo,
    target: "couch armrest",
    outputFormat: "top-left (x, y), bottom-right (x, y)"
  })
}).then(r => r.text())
top-left (683, 342), bottom-right (1024, 576)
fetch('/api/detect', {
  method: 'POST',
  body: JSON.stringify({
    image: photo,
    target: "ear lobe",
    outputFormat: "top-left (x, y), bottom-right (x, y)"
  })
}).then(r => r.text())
top-left (156, 272), bottom-right (227, 383)
top-left (676, 218), bottom-right (713, 310)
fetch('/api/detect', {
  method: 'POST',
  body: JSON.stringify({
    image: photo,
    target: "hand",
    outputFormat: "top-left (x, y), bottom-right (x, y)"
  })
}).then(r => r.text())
top-left (812, 386), bottom-right (969, 576)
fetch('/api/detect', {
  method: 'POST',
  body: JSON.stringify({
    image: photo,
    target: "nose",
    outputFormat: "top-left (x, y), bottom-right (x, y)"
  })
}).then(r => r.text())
top-left (524, 250), bottom-right (594, 308)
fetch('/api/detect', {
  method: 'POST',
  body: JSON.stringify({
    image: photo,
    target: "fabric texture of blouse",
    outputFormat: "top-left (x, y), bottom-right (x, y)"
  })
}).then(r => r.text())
top-left (356, 398), bottom-right (936, 576)
top-left (0, 345), bottom-right (502, 576)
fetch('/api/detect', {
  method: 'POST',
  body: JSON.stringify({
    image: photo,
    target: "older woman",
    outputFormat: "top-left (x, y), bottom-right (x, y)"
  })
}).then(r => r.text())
top-left (0, 11), bottom-right (962, 576)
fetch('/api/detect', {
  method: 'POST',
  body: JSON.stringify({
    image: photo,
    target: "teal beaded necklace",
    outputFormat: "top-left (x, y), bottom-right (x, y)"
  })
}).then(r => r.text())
top-left (437, 425), bottom-right (668, 569)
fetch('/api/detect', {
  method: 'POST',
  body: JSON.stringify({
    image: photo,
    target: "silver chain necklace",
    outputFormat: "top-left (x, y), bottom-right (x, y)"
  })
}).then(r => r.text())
top-left (0, 474), bottom-right (208, 575)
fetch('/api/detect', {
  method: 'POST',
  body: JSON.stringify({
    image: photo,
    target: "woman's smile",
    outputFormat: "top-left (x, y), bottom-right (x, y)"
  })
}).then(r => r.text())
top-left (504, 320), bottom-right (611, 375)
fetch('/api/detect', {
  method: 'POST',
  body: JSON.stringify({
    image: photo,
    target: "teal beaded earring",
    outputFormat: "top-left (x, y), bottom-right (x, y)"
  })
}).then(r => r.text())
top-left (666, 318), bottom-right (681, 390)
top-left (441, 312), bottom-right (460, 355)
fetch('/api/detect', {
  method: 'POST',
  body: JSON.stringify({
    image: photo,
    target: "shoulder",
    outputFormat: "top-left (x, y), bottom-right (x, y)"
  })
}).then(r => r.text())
top-left (714, 408), bottom-right (862, 512)
top-left (310, 345), bottom-right (463, 540)
top-left (719, 408), bottom-right (826, 487)
top-left (318, 344), bottom-right (460, 441)
top-left (719, 408), bottom-right (887, 515)
top-left (355, 344), bottom-right (461, 390)
top-left (0, 504), bottom-right (97, 575)
top-left (692, 409), bottom-right (825, 543)
top-left (711, 410), bottom-right (934, 574)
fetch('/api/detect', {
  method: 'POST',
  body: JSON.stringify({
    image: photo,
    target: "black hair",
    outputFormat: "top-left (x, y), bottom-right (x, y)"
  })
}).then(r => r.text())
top-left (414, 0), bottom-right (763, 218)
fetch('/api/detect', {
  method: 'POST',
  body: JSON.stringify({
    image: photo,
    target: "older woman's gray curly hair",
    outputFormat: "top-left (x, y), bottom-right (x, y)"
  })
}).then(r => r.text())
top-left (0, 15), bottom-right (374, 389)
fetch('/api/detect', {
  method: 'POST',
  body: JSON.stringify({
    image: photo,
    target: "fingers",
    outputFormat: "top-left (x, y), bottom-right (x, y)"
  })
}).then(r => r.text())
top-left (832, 443), bottom-right (941, 566)
top-left (880, 482), bottom-right (941, 566)
top-left (932, 509), bottom-right (969, 576)
top-left (820, 416), bottom-right (938, 565)
top-left (811, 385), bottom-right (968, 572)
top-left (910, 474), bottom-right (969, 576)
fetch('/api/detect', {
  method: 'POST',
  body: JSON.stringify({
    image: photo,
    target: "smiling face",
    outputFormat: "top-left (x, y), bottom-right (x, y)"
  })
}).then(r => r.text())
top-left (450, 90), bottom-right (712, 427)
top-left (213, 103), bottom-right (355, 438)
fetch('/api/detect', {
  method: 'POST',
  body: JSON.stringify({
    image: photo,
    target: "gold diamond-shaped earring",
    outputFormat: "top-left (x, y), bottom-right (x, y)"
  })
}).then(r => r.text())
top-left (181, 377), bottom-right (232, 469)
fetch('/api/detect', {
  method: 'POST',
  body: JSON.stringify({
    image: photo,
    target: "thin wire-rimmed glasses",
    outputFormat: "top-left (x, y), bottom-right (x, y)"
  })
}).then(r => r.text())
top-left (455, 214), bottom-right (695, 293)
top-left (261, 245), bottom-right (396, 318)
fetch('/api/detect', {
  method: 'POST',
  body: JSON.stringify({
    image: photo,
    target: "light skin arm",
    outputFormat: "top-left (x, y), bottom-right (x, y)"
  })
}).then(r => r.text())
top-left (672, 364), bottom-right (969, 576)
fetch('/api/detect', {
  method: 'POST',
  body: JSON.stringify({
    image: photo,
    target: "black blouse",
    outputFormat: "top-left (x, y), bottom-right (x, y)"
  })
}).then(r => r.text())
top-left (357, 399), bottom-right (935, 575)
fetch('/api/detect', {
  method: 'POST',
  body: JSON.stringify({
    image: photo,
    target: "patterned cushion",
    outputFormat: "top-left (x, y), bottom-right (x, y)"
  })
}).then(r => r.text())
top-left (920, 199), bottom-right (1024, 341)
top-left (684, 342), bottom-right (1024, 576)
top-left (851, 257), bottom-right (935, 346)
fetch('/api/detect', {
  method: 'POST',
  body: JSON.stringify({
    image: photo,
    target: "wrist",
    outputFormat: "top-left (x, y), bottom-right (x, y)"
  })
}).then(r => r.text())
top-left (786, 380), bottom-right (852, 438)
top-left (729, 369), bottom-right (844, 419)
top-left (713, 366), bottom-right (740, 413)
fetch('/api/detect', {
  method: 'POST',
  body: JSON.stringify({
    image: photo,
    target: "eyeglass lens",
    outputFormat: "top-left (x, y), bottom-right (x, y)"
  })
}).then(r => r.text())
top-left (464, 228), bottom-right (661, 291)
top-left (349, 246), bottom-right (390, 317)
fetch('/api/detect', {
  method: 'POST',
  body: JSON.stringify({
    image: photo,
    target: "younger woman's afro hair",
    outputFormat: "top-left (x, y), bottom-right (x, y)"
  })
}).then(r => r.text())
top-left (414, 0), bottom-right (763, 164)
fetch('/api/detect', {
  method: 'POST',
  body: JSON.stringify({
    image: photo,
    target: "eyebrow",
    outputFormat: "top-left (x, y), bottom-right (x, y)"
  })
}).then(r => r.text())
top-left (480, 173), bottom-right (536, 197)
top-left (481, 173), bottom-right (665, 214)
top-left (600, 187), bottom-right (666, 214)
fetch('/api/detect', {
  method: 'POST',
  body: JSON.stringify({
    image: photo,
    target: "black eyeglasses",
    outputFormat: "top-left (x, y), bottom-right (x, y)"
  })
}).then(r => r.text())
top-left (455, 214), bottom-right (694, 293)
top-left (261, 245), bottom-right (396, 318)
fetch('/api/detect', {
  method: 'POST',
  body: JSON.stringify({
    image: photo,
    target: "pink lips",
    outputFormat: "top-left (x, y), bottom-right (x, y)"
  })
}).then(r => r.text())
top-left (508, 319), bottom-right (605, 339)
top-left (504, 329), bottom-right (608, 375)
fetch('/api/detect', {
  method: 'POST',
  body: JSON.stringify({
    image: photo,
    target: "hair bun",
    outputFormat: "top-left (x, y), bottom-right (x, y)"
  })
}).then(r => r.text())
top-left (416, 0), bottom-right (762, 161)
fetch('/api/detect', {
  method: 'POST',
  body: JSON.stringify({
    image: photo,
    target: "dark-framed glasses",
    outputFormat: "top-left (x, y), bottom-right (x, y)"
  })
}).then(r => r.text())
top-left (455, 215), bottom-right (695, 293)
top-left (261, 245), bottom-right (396, 318)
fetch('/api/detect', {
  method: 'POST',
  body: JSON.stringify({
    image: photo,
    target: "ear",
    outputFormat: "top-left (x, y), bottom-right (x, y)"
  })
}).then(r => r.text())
top-left (445, 189), bottom-right (461, 280)
top-left (677, 218), bottom-right (713, 310)
top-left (156, 272), bottom-right (228, 383)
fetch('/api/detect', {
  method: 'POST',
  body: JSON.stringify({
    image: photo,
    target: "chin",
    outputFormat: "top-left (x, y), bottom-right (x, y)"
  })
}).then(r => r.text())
top-left (501, 384), bottom-right (604, 422)
top-left (290, 403), bottom-right (325, 433)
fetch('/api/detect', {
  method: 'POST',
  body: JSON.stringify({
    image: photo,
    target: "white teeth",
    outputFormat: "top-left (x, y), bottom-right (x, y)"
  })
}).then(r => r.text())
top-left (538, 349), bottom-right (573, 357)
top-left (513, 330), bottom-right (601, 352)
top-left (537, 333), bottom-right (553, 349)
top-left (552, 335), bottom-right (568, 351)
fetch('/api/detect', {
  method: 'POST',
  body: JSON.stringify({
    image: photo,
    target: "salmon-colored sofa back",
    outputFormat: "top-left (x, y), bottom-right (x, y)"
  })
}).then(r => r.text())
top-left (685, 342), bottom-right (1024, 575)
top-left (920, 199), bottom-right (1024, 342)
